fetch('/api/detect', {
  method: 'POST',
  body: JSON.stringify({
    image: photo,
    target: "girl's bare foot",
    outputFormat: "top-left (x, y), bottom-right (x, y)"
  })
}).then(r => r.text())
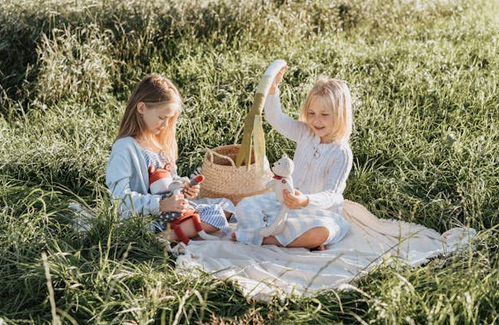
top-left (262, 236), bottom-right (283, 247)
top-left (231, 232), bottom-right (237, 241)
top-left (310, 244), bottom-right (325, 251)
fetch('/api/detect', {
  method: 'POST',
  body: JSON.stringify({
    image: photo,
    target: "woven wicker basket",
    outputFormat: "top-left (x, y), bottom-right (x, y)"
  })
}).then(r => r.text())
top-left (199, 144), bottom-right (272, 205)
top-left (199, 60), bottom-right (287, 205)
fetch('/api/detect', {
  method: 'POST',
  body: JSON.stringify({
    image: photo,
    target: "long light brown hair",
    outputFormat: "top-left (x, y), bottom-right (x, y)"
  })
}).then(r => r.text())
top-left (299, 76), bottom-right (352, 142)
top-left (115, 74), bottom-right (182, 163)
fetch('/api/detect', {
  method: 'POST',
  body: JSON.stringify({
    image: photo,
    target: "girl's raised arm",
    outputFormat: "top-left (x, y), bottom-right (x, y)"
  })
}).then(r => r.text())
top-left (264, 93), bottom-right (308, 142)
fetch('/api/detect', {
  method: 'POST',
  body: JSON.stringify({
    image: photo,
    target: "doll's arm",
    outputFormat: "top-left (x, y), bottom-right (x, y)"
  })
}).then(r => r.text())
top-left (266, 179), bottom-right (274, 188)
top-left (181, 174), bottom-right (204, 198)
top-left (284, 180), bottom-right (294, 193)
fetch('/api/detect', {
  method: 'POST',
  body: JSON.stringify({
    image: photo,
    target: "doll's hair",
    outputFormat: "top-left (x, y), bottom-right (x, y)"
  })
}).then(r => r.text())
top-left (299, 76), bottom-right (352, 142)
top-left (115, 74), bottom-right (182, 162)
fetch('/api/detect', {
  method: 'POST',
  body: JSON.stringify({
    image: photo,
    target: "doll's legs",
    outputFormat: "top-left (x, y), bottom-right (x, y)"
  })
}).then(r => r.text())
top-left (161, 220), bottom-right (218, 242)
top-left (259, 207), bottom-right (288, 237)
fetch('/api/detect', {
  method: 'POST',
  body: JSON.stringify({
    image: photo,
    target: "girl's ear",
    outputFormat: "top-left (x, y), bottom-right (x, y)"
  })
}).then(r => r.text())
top-left (137, 102), bottom-right (146, 114)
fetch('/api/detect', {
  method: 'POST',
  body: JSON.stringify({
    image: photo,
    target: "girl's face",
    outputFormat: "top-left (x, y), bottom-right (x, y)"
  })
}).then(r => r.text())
top-left (138, 102), bottom-right (178, 135)
top-left (306, 97), bottom-right (335, 143)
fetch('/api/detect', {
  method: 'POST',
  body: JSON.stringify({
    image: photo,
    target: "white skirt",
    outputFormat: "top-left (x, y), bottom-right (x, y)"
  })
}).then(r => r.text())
top-left (233, 192), bottom-right (350, 246)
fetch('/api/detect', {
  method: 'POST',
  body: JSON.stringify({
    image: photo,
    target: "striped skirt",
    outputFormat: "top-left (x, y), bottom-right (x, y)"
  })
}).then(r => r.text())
top-left (233, 192), bottom-right (350, 246)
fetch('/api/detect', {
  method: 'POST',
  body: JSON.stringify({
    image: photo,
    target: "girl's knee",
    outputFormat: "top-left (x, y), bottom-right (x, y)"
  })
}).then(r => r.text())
top-left (288, 226), bottom-right (329, 249)
top-left (310, 227), bottom-right (329, 245)
top-left (202, 222), bottom-right (219, 234)
top-left (296, 227), bottom-right (329, 249)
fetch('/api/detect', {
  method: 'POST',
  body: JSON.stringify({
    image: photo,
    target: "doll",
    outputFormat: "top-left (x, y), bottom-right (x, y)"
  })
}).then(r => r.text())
top-left (148, 165), bottom-right (218, 244)
top-left (259, 154), bottom-right (294, 237)
top-left (149, 163), bottom-right (174, 195)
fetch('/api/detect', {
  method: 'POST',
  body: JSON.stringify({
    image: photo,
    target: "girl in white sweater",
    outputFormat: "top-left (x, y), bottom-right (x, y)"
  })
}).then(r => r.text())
top-left (233, 66), bottom-right (352, 250)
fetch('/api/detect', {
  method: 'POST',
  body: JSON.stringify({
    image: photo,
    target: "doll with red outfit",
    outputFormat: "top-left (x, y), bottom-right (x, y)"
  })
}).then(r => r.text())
top-left (148, 163), bottom-right (229, 244)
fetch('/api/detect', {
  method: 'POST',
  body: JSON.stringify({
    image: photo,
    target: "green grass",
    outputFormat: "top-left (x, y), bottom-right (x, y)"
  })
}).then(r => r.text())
top-left (1, 0), bottom-right (498, 323)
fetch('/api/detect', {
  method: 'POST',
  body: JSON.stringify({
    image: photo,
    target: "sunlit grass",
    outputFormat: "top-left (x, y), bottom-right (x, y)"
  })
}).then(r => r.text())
top-left (1, 0), bottom-right (498, 323)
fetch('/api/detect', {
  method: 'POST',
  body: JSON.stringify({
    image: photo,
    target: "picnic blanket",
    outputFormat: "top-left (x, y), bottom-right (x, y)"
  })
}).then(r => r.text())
top-left (175, 200), bottom-right (476, 301)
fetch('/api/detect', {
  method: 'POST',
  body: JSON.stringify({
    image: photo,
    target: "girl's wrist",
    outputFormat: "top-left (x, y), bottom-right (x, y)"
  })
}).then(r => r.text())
top-left (301, 195), bottom-right (309, 208)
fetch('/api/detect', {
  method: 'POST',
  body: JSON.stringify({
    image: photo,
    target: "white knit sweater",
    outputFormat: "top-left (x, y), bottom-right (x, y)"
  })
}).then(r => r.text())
top-left (264, 94), bottom-right (353, 211)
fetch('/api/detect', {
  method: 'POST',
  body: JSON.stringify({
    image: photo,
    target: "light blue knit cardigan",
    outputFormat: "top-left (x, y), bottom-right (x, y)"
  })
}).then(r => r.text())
top-left (106, 136), bottom-right (162, 218)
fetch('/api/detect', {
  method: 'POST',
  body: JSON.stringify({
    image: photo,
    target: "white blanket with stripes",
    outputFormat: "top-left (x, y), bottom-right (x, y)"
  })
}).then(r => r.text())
top-left (175, 200), bottom-right (476, 301)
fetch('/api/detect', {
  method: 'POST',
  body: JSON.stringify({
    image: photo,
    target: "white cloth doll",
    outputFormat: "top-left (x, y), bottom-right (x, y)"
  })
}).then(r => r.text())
top-left (259, 154), bottom-right (294, 237)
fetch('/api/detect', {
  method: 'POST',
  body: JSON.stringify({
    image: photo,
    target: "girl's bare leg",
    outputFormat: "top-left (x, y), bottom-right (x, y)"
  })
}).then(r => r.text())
top-left (262, 236), bottom-right (283, 246)
top-left (232, 227), bottom-right (329, 250)
top-left (263, 227), bottom-right (329, 250)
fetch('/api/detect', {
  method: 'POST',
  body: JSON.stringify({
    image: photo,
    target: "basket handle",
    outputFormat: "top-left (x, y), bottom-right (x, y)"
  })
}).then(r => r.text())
top-left (205, 148), bottom-right (236, 167)
top-left (234, 124), bottom-right (244, 145)
top-left (236, 59), bottom-right (287, 169)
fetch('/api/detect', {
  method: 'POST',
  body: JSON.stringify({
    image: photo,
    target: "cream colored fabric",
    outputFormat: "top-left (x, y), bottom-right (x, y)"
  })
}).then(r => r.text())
top-left (175, 200), bottom-right (476, 301)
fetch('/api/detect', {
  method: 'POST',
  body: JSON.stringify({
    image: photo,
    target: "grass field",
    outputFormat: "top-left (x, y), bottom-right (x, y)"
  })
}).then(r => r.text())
top-left (1, 0), bottom-right (498, 323)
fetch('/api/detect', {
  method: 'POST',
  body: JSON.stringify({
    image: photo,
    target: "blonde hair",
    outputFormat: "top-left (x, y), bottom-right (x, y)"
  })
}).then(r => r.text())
top-left (115, 74), bottom-right (182, 162)
top-left (299, 76), bottom-right (352, 142)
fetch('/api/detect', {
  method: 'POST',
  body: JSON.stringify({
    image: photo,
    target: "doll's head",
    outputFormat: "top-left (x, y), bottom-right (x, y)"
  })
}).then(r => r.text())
top-left (116, 74), bottom-right (182, 162)
top-left (271, 154), bottom-right (294, 178)
top-left (149, 163), bottom-right (174, 195)
top-left (299, 76), bottom-right (352, 143)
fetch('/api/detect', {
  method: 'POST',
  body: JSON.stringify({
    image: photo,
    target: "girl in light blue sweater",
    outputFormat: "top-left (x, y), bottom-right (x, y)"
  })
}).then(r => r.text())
top-left (106, 74), bottom-right (232, 242)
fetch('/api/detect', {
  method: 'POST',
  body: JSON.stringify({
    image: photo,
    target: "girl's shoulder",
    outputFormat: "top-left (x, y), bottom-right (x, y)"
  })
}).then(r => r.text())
top-left (111, 137), bottom-right (142, 158)
top-left (325, 139), bottom-right (352, 160)
top-left (337, 139), bottom-right (352, 150)
top-left (334, 139), bottom-right (352, 153)
top-left (335, 140), bottom-right (353, 161)
top-left (113, 136), bottom-right (138, 149)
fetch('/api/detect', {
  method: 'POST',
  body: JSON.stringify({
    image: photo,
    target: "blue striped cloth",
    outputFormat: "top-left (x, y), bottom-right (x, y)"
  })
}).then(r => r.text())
top-left (194, 203), bottom-right (230, 234)
top-left (152, 203), bottom-right (229, 234)
top-left (234, 192), bottom-right (350, 246)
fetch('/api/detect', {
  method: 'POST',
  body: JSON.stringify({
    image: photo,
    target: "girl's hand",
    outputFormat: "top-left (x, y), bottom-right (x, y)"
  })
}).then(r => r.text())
top-left (283, 189), bottom-right (309, 209)
top-left (183, 183), bottom-right (200, 199)
top-left (160, 194), bottom-right (187, 213)
top-left (269, 65), bottom-right (288, 95)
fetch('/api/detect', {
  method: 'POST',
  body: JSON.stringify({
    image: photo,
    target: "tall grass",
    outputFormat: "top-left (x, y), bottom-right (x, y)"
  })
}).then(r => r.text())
top-left (1, 0), bottom-right (498, 323)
